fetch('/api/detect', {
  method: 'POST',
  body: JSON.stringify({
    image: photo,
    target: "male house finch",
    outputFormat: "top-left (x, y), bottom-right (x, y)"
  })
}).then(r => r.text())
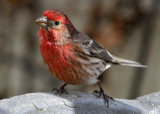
top-left (35, 9), bottom-right (146, 106)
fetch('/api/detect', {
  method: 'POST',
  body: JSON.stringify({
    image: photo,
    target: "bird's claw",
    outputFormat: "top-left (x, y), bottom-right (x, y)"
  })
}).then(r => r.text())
top-left (93, 90), bottom-right (101, 98)
top-left (52, 83), bottom-right (68, 96)
top-left (52, 88), bottom-right (68, 96)
top-left (93, 89), bottom-right (114, 107)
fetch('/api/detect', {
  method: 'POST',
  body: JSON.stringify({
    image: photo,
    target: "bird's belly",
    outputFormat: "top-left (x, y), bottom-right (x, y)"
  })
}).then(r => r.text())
top-left (44, 60), bottom-right (91, 85)
top-left (74, 56), bottom-right (108, 85)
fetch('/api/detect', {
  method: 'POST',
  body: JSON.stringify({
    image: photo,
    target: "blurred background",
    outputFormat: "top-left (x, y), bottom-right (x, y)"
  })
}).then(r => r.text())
top-left (0, 0), bottom-right (160, 100)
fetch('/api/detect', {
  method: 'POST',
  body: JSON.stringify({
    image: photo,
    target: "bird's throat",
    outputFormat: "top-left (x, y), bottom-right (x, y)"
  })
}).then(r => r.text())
top-left (38, 28), bottom-right (71, 45)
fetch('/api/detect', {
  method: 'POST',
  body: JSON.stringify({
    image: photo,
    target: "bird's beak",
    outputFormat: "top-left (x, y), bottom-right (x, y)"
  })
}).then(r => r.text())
top-left (35, 16), bottom-right (48, 29)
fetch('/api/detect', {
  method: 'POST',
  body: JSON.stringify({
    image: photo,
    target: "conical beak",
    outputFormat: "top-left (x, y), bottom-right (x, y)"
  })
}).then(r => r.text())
top-left (35, 16), bottom-right (48, 29)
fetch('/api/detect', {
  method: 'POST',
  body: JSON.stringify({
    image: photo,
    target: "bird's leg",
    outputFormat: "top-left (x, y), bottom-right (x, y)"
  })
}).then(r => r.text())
top-left (52, 83), bottom-right (68, 96)
top-left (93, 82), bottom-right (114, 107)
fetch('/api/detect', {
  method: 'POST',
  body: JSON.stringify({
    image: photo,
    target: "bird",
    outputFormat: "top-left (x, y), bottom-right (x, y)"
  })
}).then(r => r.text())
top-left (35, 9), bottom-right (146, 107)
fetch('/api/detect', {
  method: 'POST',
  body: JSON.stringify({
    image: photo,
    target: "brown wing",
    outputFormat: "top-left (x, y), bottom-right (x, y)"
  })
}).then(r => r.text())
top-left (73, 33), bottom-right (146, 67)
top-left (73, 33), bottom-right (118, 63)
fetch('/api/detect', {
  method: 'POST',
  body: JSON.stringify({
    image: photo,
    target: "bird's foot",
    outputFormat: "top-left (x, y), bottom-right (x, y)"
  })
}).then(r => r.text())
top-left (52, 83), bottom-right (68, 96)
top-left (93, 83), bottom-right (114, 107)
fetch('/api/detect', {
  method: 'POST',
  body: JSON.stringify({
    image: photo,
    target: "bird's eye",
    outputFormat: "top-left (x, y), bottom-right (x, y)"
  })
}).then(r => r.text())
top-left (55, 21), bottom-right (59, 25)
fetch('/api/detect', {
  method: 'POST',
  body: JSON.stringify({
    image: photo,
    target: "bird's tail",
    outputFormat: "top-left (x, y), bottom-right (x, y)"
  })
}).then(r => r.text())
top-left (112, 55), bottom-right (147, 67)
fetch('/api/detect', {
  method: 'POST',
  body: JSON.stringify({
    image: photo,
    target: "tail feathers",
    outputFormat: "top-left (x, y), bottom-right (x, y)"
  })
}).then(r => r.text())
top-left (112, 55), bottom-right (147, 67)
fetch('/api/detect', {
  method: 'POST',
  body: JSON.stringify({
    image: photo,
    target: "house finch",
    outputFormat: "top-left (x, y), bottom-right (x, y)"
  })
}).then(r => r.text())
top-left (35, 9), bottom-right (146, 107)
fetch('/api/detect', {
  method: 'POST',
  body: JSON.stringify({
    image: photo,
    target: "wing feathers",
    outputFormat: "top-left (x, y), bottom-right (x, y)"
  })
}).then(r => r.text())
top-left (74, 33), bottom-right (147, 67)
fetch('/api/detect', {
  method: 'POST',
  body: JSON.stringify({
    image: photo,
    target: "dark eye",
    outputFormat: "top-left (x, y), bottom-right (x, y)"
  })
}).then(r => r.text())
top-left (55, 21), bottom-right (59, 25)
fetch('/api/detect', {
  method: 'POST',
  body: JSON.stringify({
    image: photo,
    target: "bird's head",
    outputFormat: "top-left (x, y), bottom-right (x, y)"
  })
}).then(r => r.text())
top-left (35, 9), bottom-right (76, 42)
